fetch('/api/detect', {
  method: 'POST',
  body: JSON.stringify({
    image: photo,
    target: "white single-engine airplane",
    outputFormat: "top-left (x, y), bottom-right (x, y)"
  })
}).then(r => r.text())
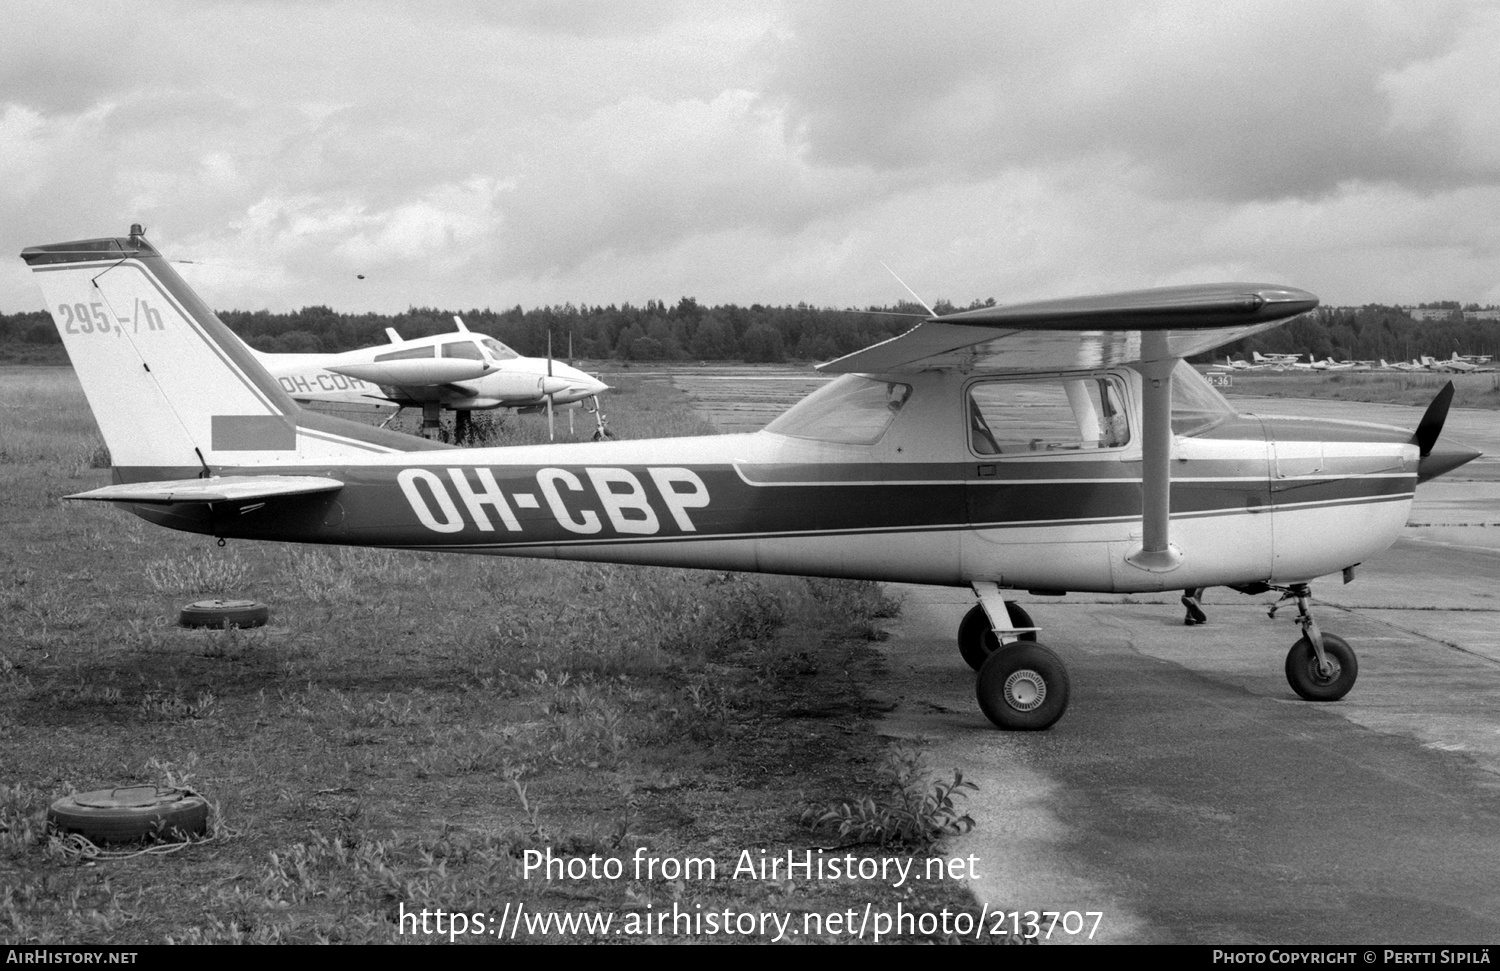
top-left (1251, 351), bottom-right (1304, 368)
top-left (254, 315), bottom-right (610, 442)
top-left (24, 228), bottom-right (1481, 730)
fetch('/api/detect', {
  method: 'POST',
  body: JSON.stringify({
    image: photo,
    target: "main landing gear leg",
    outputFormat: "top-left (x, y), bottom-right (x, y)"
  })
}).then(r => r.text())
top-left (1181, 587), bottom-right (1208, 625)
top-left (1269, 583), bottom-right (1358, 701)
top-left (420, 402), bottom-right (443, 441)
top-left (964, 582), bottom-right (1070, 731)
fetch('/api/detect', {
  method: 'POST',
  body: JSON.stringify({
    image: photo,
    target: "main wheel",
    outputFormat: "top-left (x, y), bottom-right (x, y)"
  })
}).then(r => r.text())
top-left (976, 642), bottom-right (1070, 730)
top-left (1285, 633), bottom-right (1358, 701)
top-left (957, 602), bottom-right (1036, 671)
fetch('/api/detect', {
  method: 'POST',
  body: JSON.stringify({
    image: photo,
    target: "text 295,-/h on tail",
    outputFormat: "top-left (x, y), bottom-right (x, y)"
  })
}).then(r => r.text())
top-left (21, 226), bottom-right (448, 484)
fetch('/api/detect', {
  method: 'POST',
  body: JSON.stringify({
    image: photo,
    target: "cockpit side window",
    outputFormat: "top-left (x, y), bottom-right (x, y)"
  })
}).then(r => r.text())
top-left (967, 375), bottom-right (1129, 455)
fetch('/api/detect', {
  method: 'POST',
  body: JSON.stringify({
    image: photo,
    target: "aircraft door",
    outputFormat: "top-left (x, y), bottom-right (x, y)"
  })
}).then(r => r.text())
top-left (963, 375), bottom-right (1130, 592)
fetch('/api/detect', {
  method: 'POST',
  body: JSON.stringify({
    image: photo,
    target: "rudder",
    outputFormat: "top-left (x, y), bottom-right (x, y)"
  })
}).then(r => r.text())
top-left (22, 227), bottom-right (444, 478)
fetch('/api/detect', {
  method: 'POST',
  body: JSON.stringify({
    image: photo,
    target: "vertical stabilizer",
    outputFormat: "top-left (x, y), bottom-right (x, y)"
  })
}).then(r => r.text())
top-left (22, 228), bottom-right (449, 478)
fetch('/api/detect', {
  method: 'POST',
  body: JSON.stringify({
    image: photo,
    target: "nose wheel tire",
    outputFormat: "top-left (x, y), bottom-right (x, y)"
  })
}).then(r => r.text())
top-left (1285, 633), bottom-right (1358, 701)
top-left (958, 602), bottom-right (1036, 671)
top-left (977, 642), bottom-right (1070, 730)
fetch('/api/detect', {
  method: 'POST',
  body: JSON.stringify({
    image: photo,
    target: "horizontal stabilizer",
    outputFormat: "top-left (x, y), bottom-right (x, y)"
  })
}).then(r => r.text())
top-left (66, 475), bottom-right (344, 505)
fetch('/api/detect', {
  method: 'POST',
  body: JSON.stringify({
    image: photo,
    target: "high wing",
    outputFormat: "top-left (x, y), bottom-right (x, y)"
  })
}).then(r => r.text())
top-left (66, 475), bottom-right (345, 505)
top-left (819, 282), bottom-right (1319, 576)
top-left (819, 284), bottom-right (1318, 374)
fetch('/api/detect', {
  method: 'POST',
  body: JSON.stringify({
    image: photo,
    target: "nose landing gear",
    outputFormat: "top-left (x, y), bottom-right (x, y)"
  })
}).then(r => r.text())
top-left (1269, 583), bottom-right (1358, 702)
top-left (587, 394), bottom-right (613, 441)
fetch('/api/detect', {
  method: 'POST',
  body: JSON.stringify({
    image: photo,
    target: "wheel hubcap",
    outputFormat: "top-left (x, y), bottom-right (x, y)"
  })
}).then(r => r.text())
top-left (1005, 669), bottom-right (1046, 711)
top-left (1312, 657), bottom-right (1341, 684)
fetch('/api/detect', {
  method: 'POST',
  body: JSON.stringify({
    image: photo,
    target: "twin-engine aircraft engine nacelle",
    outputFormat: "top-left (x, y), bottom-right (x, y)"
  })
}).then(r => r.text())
top-left (330, 358), bottom-right (493, 385)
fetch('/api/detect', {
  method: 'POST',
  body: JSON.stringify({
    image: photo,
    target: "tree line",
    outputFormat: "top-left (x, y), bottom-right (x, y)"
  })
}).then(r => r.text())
top-left (1219, 306), bottom-right (1500, 364)
top-left (1, 299), bottom-right (1495, 366)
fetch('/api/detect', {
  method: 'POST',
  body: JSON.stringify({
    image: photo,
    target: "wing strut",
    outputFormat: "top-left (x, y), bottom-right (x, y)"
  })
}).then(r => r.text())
top-left (1125, 333), bottom-right (1183, 573)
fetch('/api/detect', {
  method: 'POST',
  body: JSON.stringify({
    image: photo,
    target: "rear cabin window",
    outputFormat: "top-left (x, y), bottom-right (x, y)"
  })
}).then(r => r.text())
top-left (442, 341), bottom-right (484, 360)
top-left (374, 346), bottom-right (434, 362)
top-left (967, 375), bottom-right (1129, 456)
top-left (765, 374), bottom-right (912, 445)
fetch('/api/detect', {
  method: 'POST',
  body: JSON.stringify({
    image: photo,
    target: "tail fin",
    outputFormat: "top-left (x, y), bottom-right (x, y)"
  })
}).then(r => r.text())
top-left (22, 228), bottom-right (447, 479)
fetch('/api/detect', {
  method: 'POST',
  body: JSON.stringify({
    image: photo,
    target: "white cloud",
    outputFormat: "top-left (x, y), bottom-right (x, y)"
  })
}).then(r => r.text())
top-left (4, 1), bottom-right (1500, 314)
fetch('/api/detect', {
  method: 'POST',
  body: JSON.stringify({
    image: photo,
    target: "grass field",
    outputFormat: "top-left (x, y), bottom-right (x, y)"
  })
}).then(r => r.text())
top-left (0, 368), bottom-right (1002, 944)
top-left (1217, 368), bottom-right (1500, 410)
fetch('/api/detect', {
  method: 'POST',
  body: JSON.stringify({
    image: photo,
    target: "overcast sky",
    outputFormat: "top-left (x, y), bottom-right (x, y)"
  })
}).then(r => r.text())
top-left (4, 0), bottom-right (1498, 314)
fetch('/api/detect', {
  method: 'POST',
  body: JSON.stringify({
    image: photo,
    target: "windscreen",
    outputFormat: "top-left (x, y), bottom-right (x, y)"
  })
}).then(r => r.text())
top-left (765, 374), bottom-right (912, 445)
top-left (481, 338), bottom-right (520, 361)
top-left (1171, 360), bottom-right (1236, 436)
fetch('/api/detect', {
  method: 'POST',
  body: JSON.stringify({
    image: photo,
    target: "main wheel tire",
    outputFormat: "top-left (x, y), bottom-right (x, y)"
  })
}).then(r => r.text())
top-left (1285, 633), bottom-right (1358, 701)
top-left (957, 602), bottom-right (1036, 671)
top-left (976, 642), bottom-right (1070, 730)
top-left (179, 599), bottom-right (269, 630)
top-left (48, 786), bottom-right (209, 844)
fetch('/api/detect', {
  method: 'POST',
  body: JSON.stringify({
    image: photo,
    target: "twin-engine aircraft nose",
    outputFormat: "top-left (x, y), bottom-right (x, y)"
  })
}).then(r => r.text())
top-left (541, 370), bottom-right (609, 399)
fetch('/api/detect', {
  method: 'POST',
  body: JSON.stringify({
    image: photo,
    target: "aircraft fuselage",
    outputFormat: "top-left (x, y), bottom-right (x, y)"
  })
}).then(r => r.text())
top-left (122, 367), bottom-right (1421, 594)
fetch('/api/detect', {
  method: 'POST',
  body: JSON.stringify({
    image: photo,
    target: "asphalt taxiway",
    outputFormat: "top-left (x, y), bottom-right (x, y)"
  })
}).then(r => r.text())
top-left (881, 397), bottom-right (1500, 945)
top-left (675, 367), bottom-right (1500, 945)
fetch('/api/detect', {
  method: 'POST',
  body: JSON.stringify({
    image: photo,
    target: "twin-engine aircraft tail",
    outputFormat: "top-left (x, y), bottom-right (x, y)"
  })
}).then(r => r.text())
top-left (21, 227), bottom-right (446, 482)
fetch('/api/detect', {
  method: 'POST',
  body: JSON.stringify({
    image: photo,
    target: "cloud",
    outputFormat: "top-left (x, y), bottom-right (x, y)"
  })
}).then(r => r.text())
top-left (4, 1), bottom-right (1500, 314)
top-left (764, 0), bottom-right (1485, 200)
top-left (491, 89), bottom-right (888, 278)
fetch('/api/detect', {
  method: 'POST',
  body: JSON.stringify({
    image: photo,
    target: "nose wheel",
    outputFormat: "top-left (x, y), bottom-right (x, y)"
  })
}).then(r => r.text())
top-left (1286, 633), bottom-right (1357, 701)
top-left (1268, 583), bottom-right (1359, 702)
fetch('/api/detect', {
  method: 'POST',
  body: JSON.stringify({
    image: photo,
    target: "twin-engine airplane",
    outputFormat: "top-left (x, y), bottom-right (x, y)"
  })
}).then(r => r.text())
top-left (23, 228), bottom-right (1481, 730)
top-left (255, 315), bottom-right (610, 442)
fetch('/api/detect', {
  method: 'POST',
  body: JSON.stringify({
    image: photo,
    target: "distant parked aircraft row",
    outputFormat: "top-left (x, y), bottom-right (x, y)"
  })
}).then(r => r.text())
top-left (1212, 351), bottom-right (1494, 373)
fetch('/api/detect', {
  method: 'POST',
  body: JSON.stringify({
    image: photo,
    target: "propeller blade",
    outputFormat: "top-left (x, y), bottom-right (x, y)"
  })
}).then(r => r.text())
top-left (546, 330), bottom-right (555, 441)
top-left (1412, 381), bottom-right (1454, 457)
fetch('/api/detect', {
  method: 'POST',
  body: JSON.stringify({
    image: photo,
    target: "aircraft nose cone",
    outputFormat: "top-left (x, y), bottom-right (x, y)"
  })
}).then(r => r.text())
top-left (1418, 441), bottom-right (1483, 484)
top-left (541, 370), bottom-right (609, 398)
